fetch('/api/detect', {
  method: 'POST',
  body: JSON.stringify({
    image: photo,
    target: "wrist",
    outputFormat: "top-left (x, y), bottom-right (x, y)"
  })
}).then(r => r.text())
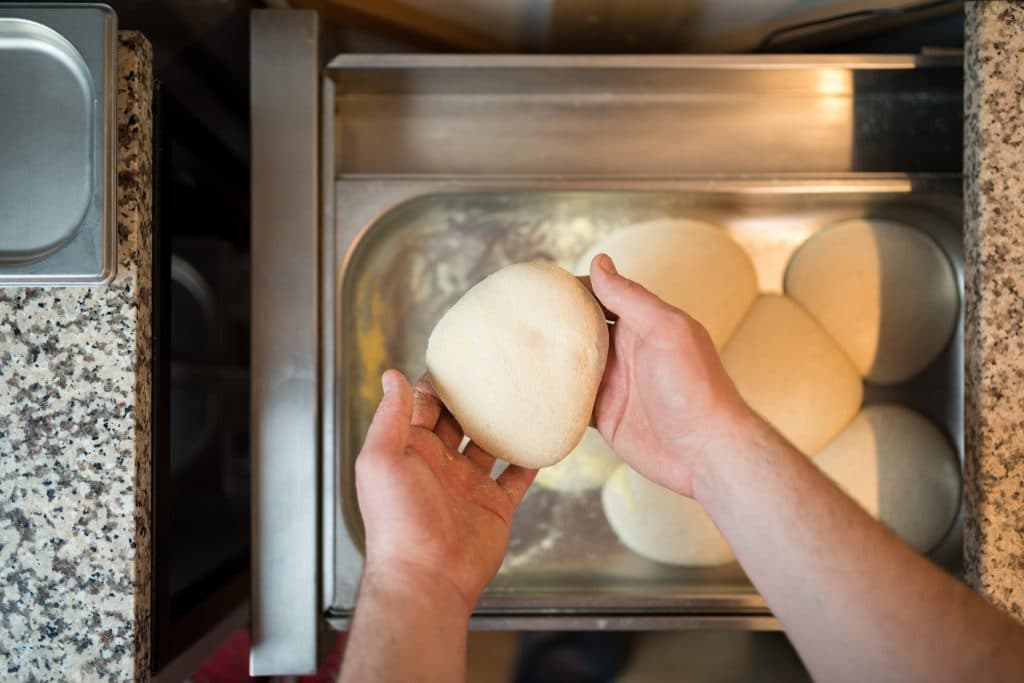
top-left (690, 405), bottom-right (777, 510)
top-left (361, 558), bottom-right (476, 622)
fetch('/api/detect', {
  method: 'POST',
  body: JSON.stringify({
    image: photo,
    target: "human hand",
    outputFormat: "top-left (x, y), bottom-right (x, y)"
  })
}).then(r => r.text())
top-left (586, 254), bottom-right (756, 499)
top-left (354, 370), bottom-right (536, 616)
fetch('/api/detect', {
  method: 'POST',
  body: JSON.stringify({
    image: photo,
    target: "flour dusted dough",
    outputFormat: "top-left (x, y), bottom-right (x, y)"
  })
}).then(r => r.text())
top-left (536, 427), bottom-right (620, 492)
top-left (813, 404), bottom-right (961, 552)
top-left (722, 294), bottom-right (863, 455)
top-left (425, 261), bottom-right (609, 469)
top-left (602, 465), bottom-right (735, 566)
top-left (576, 219), bottom-right (758, 349)
top-left (785, 218), bottom-right (959, 384)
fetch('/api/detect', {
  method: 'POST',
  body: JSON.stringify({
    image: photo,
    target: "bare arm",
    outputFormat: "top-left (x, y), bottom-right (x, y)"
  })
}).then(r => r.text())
top-left (587, 253), bottom-right (1024, 683)
top-left (696, 412), bottom-right (1024, 683)
top-left (341, 562), bottom-right (470, 683)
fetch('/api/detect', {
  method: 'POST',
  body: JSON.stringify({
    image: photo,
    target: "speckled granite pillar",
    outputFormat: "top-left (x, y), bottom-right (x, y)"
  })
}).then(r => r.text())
top-left (0, 33), bottom-right (154, 679)
top-left (964, 2), bottom-right (1024, 620)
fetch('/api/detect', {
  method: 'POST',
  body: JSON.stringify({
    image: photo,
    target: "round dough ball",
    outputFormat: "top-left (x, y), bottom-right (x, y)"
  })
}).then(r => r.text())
top-left (576, 219), bottom-right (758, 349)
top-left (785, 218), bottom-right (959, 384)
top-left (426, 261), bottom-right (609, 469)
top-left (602, 465), bottom-right (735, 566)
top-left (722, 294), bottom-right (863, 455)
top-left (813, 404), bottom-right (961, 552)
top-left (535, 427), bottom-right (620, 493)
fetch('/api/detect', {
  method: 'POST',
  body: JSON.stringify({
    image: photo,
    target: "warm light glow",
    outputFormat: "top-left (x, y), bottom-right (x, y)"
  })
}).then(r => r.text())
top-left (816, 68), bottom-right (853, 96)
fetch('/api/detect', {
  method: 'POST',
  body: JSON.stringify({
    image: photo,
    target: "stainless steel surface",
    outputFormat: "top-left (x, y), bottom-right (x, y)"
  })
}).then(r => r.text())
top-left (320, 69), bottom-right (339, 617)
top-left (0, 4), bottom-right (116, 285)
top-left (0, 20), bottom-right (91, 259)
top-left (326, 54), bottom-right (961, 177)
top-left (250, 10), bottom-right (322, 676)
top-left (314, 55), bottom-right (964, 630)
top-left (328, 612), bottom-right (784, 632)
top-left (326, 177), bottom-right (964, 623)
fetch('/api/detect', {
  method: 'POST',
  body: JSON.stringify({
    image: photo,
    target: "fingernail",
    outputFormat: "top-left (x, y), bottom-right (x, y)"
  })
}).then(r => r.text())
top-left (596, 254), bottom-right (616, 274)
top-left (381, 372), bottom-right (393, 394)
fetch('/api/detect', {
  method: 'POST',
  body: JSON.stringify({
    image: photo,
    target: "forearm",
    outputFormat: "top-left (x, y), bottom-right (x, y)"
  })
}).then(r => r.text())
top-left (339, 565), bottom-right (471, 683)
top-left (695, 411), bottom-right (1024, 683)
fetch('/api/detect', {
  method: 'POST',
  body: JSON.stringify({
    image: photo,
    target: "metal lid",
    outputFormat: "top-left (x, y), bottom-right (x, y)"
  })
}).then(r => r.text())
top-left (0, 4), bottom-right (116, 285)
top-left (0, 18), bottom-right (94, 261)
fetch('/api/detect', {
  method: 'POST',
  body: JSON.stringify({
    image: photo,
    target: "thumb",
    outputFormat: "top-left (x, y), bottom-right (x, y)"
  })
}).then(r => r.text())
top-left (589, 254), bottom-right (672, 329)
top-left (362, 369), bottom-right (413, 458)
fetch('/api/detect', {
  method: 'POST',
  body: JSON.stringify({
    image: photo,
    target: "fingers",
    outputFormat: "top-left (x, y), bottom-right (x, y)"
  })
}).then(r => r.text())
top-left (576, 275), bottom-right (618, 322)
top-left (591, 334), bottom-right (617, 428)
top-left (411, 375), bottom-right (442, 430)
top-left (408, 373), bottom-right (493, 471)
top-left (362, 370), bottom-right (413, 459)
top-left (463, 441), bottom-right (496, 472)
top-left (588, 254), bottom-right (673, 333)
top-left (435, 411), bottom-right (464, 450)
top-left (497, 465), bottom-right (538, 506)
top-left (410, 377), bottom-right (492, 473)
top-left (411, 374), bottom-right (465, 450)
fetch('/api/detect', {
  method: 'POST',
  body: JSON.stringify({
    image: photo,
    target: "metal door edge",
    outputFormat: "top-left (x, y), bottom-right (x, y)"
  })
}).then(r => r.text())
top-left (250, 9), bottom-right (321, 676)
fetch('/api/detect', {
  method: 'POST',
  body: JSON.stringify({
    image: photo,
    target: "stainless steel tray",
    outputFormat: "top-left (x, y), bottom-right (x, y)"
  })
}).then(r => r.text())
top-left (0, 4), bottom-right (116, 285)
top-left (310, 54), bottom-right (964, 629)
top-left (327, 176), bottom-right (963, 625)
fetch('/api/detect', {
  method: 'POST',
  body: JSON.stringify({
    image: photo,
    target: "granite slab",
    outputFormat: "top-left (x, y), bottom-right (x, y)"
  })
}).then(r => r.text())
top-left (964, 1), bottom-right (1024, 620)
top-left (0, 33), bottom-right (154, 680)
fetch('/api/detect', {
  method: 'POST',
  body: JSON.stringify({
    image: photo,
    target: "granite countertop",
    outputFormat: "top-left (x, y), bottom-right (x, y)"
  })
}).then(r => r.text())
top-left (964, 1), bottom-right (1024, 620)
top-left (0, 33), bottom-right (154, 680)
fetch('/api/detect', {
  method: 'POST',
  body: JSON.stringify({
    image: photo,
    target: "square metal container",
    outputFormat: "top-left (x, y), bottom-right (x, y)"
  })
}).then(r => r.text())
top-left (318, 57), bottom-right (964, 628)
top-left (328, 179), bottom-right (963, 629)
top-left (0, 4), bottom-right (116, 285)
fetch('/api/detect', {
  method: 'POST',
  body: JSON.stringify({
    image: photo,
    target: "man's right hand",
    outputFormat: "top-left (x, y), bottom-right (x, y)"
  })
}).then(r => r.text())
top-left (588, 254), bottom-right (1024, 683)
top-left (586, 253), bottom-right (756, 500)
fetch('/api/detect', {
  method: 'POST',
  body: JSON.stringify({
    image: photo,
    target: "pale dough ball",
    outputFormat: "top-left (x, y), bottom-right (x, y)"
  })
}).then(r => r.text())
top-left (813, 404), bottom-right (961, 552)
top-left (785, 218), bottom-right (959, 384)
top-left (535, 427), bottom-right (620, 493)
top-left (722, 294), bottom-right (863, 455)
top-left (576, 219), bottom-right (758, 349)
top-left (426, 261), bottom-right (609, 469)
top-left (602, 465), bottom-right (735, 566)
